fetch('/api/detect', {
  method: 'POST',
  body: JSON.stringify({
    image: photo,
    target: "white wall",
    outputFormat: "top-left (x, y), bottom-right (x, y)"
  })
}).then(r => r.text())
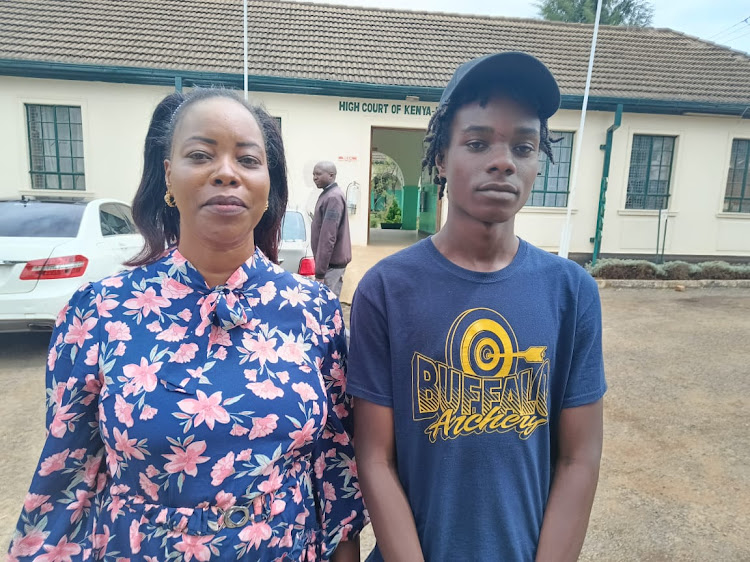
top-left (2, 75), bottom-right (749, 256)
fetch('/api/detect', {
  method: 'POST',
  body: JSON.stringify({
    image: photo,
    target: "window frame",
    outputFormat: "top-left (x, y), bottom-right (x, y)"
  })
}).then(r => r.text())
top-left (625, 134), bottom-right (677, 211)
top-left (528, 130), bottom-right (575, 208)
top-left (723, 138), bottom-right (750, 213)
top-left (25, 103), bottom-right (86, 191)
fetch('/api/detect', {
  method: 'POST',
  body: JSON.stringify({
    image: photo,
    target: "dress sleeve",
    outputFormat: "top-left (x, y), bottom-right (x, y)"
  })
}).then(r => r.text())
top-left (7, 284), bottom-right (107, 561)
top-left (310, 295), bottom-right (369, 559)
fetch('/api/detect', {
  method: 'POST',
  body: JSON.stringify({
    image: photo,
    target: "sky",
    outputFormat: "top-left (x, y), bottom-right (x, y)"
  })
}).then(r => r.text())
top-left (303, 0), bottom-right (750, 54)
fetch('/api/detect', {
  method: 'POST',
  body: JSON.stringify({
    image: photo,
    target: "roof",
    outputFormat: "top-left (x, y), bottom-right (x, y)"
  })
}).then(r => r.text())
top-left (1, 0), bottom-right (750, 109)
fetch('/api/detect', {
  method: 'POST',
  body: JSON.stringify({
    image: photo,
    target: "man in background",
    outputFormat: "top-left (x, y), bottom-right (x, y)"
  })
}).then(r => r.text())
top-left (311, 161), bottom-right (351, 297)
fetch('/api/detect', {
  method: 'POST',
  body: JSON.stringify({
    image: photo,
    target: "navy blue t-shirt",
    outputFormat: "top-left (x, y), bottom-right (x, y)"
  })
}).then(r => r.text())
top-left (347, 237), bottom-right (606, 562)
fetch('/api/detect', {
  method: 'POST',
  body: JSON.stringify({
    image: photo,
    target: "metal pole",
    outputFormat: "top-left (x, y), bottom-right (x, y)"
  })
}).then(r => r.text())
top-left (243, 0), bottom-right (248, 101)
top-left (655, 207), bottom-right (662, 263)
top-left (558, 0), bottom-right (603, 259)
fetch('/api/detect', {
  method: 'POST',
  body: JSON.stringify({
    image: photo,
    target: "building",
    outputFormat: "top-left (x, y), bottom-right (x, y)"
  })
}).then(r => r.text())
top-left (1, 0), bottom-right (749, 261)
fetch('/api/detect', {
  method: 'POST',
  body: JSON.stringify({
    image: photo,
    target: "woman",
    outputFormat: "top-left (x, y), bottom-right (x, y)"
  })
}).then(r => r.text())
top-left (347, 52), bottom-right (605, 561)
top-left (8, 89), bottom-right (366, 561)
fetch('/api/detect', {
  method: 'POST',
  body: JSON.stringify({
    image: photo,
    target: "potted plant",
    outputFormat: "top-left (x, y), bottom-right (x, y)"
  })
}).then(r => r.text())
top-left (381, 199), bottom-right (402, 229)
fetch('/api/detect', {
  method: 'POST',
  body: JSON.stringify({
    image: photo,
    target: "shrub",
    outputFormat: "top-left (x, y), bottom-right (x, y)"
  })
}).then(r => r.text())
top-left (694, 261), bottom-right (738, 280)
top-left (660, 261), bottom-right (695, 280)
top-left (587, 259), bottom-right (659, 279)
top-left (383, 199), bottom-right (402, 224)
top-left (587, 258), bottom-right (750, 280)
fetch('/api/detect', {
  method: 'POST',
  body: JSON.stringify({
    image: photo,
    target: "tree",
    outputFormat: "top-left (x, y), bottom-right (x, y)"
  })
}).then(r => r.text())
top-left (383, 199), bottom-right (402, 224)
top-left (537, 0), bottom-right (654, 27)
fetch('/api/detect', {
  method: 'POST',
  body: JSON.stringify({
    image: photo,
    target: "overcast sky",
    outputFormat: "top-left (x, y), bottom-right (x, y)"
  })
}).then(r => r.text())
top-left (302, 0), bottom-right (750, 54)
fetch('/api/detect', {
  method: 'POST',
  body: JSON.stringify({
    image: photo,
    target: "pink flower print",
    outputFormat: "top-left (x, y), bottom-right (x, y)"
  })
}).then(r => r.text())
top-left (209, 325), bottom-right (232, 347)
top-left (278, 335), bottom-right (308, 364)
top-left (177, 390), bottom-right (231, 430)
top-left (93, 293), bottom-right (118, 318)
top-left (244, 369), bottom-right (257, 382)
top-left (178, 308), bottom-right (192, 322)
top-left (35, 535), bottom-right (82, 562)
top-left (171, 251), bottom-right (187, 267)
top-left (163, 440), bottom-right (209, 476)
top-left (105, 321), bottom-right (132, 342)
top-left (210, 451), bottom-right (235, 486)
top-left (291, 485), bottom-right (303, 504)
top-left (139, 404), bottom-right (158, 420)
top-left (113, 427), bottom-right (146, 461)
top-left (225, 266), bottom-right (249, 290)
top-left (171, 343), bottom-right (199, 363)
top-left (84, 342), bottom-right (99, 366)
top-left (139, 472), bottom-right (160, 501)
top-left (242, 333), bottom-right (278, 366)
top-left (280, 285), bottom-right (311, 308)
top-left (55, 303), bottom-right (71, 327)
top-left (237, 448), bottom-right (253, 462)
top-left (312, 401), bottom-right (320, 416)
top-left (215, 491), bottom-right (236, 511)
top-left (329, 361), bottom-right (346, 390)
top-left (109, 484), bottom-right (130, 495)
top-left (82, 455), bottom-right (102, 487)
top-left (292, 382), bottom-right (319, 403)
top-left (64, 315), bottom-right (97, 347)
top-left (108, 495), bottom-right (126, 522)
top-left (114, 341), bottom-right (126, 356)
top-left (258, 281), bottom-right (276, 305)
top-left (333, 430), bottom-right (350, 446)
top-left (90, 524), bottom-right (110, 557)
top-left (332, 308), bottom-right (343, 332)
top-left (156, 323), bottom-right (188, 342)
top-left (129, 519), bottom-right (144, 553)
top-left (38, 449), bottom-right (69, 476)
top-left (314, 455), bottom-right (325, 480)
top-left (47, 345), bottom-right (58, 370)
top-left (9, 527), bottom-right (48, 558)
top-left (249, 414), bottom-right (279, 440)
top-left (230, 423), bottom-right (249, 436)
top-left (270, 498), bottom-right (286, 516)
top-left (114, 395), bottom-right (134, 427)
top-left (276, 371), bottom-right (290, 384)
top-left (23, 493), bottom-right (51, 512)
top-left (187, 366), bottom-right (204, 379)
top-left (323, 481), bottom-right (337, 502)
top-left (49, 403), bottom-right (75, 438)
top-left (258, 465), bottom-right (283, 494)
top-left (102, 276), bottom-right (124, 287)
top-left (106, 445), bottom-right (123, 478)
top-left (247, 379), bottom-right (284, 400)
top-left (122, 358), bottom-right (162, 394)
top-left (213, 346), bottom-right (227, 360)
top-left (66, 489), bottom-right (92, 523)
top-left (174, 534), bottom-right (213, 562)
top-left (303, 310), bottom-right (322, 335)
top-left (146, 320), bottom-right (161, 332)
top-left (123, 286), bottom-right (171, 317)
top-left (161, 277), bottom-right (193, 299)
top-left (288, 419), bottom-right (317, 452)
top-left (333, 403), bottom-right (349, 421)
top-left (238, 521), bottom-right (272, 550)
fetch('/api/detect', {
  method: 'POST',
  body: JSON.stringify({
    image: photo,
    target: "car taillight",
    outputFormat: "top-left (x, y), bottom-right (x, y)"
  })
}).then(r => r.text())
top-left (20, 255), bottom-right (89, 280)
top-left (298, 257), bottom-right (316, 277)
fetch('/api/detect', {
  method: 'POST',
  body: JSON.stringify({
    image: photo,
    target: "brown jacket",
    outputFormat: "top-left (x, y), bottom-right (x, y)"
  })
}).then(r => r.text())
top-left (311, 183), bottom-right (351, 278)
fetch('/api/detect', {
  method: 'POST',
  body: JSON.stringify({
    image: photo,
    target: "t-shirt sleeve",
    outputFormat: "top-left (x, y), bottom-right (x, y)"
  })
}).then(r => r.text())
top-left (563, 274), bottom-right (607, 408)
top-left (346, 275), bottom-right (393, 407)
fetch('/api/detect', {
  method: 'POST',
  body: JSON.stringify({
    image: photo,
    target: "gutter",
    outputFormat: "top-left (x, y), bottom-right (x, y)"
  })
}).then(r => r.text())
top-left (590, 103), bottom-right (623, 266)
top-left (1, 59), bottom-right (749, 117)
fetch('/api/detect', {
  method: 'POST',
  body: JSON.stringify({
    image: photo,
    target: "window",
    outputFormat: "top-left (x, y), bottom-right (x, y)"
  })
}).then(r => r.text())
top-left (0, 201), bottom-right (85, 237)
top-left (529, 131), bottom-right (574, 207)
top-left (281, 210), bottom-right (306, 241)
top-left (626, 135), bottom-right (675, 210)
top-left (100, 204), bottom-right (136, 236)
top-left (723, 139), bottom-right (750, 213)
top-left (26, 104), bottom-right (85, 190)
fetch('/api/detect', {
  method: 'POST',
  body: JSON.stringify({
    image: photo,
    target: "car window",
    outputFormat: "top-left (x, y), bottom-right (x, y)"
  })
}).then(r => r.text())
top-left (0, 200), bottom-right (85, 237)
top-left (100, 203), bottom-right (134, 236)
top-left (114, 203), bottom-right (137, 233)
top-left (281, 211), bottom-right (306, 241)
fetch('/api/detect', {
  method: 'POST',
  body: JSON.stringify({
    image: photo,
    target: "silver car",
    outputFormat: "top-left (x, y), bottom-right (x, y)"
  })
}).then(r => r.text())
top-left (278, 208), bottom-right (315, 278)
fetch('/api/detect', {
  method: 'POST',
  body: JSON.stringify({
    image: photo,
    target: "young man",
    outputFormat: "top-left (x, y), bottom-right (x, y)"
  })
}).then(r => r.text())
top-left (347, 52), bottom-right (606, 561)
top-left (311, 161), bottom-right (351, 297)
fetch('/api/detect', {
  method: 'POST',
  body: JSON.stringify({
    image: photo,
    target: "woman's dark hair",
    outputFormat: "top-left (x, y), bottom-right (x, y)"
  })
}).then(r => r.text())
top-left (126, 88), bottom-right (289, 266)
top-left (422, 82), bottom-right (558, 199)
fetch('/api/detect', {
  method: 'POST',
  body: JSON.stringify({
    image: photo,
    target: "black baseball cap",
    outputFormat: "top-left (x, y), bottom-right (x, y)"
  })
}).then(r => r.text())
top-left (439, 52), bottom-right (561, 119)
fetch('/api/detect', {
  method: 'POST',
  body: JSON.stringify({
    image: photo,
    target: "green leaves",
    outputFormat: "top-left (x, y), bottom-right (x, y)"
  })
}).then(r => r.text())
top-left (536, 0), bottom-right (654, 27)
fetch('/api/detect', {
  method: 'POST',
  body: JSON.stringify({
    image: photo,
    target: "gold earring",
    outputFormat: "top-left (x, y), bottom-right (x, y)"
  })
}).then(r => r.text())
top-left (164, 191), bottom-right (176, 208)
top-left (264, 201), bottom-right (269, 211)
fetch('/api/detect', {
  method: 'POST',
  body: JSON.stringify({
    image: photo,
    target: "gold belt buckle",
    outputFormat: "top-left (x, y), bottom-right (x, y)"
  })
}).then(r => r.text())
top-left (210, 505), bottom-right (251, 531)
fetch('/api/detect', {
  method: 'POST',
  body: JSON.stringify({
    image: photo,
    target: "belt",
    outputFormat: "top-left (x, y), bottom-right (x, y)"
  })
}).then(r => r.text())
top-left (328, 263), bottom-right (347, 269)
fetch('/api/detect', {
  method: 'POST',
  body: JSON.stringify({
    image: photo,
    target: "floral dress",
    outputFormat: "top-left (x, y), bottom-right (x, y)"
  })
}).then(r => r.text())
top-left (7, 248), bottom-right (367, 562)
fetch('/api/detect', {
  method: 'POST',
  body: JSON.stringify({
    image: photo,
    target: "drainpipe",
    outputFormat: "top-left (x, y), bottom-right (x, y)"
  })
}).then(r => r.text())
top-left (590, 103), bottom-right (623, 266)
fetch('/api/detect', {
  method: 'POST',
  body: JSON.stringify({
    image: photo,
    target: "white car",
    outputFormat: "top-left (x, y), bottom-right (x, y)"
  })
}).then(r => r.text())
top-left (279, 208), bottom-right (315, 278)
top-left (0, 197), bottom-right (143, 333)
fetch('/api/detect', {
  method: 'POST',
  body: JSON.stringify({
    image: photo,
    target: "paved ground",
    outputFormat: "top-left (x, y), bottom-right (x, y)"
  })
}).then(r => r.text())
top-left (2, 239), bottom-right (749, 560)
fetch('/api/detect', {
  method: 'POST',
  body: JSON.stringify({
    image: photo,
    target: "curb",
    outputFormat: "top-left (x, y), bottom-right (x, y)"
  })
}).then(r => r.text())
top-left (596, 279), bottom-right (750, 289)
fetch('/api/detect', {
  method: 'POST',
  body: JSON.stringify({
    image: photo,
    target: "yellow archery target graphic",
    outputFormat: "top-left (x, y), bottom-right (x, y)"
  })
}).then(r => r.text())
top-left (445, 308), bottom-right (546, 378)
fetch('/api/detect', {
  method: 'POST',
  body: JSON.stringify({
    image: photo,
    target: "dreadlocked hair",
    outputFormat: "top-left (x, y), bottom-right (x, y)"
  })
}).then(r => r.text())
top-left (422, 83), bottom-right (559, 200)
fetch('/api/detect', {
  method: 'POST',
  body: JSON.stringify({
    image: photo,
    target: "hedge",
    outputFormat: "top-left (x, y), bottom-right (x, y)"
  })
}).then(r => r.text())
top-left (586, 259), bottom-right (750, 280)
